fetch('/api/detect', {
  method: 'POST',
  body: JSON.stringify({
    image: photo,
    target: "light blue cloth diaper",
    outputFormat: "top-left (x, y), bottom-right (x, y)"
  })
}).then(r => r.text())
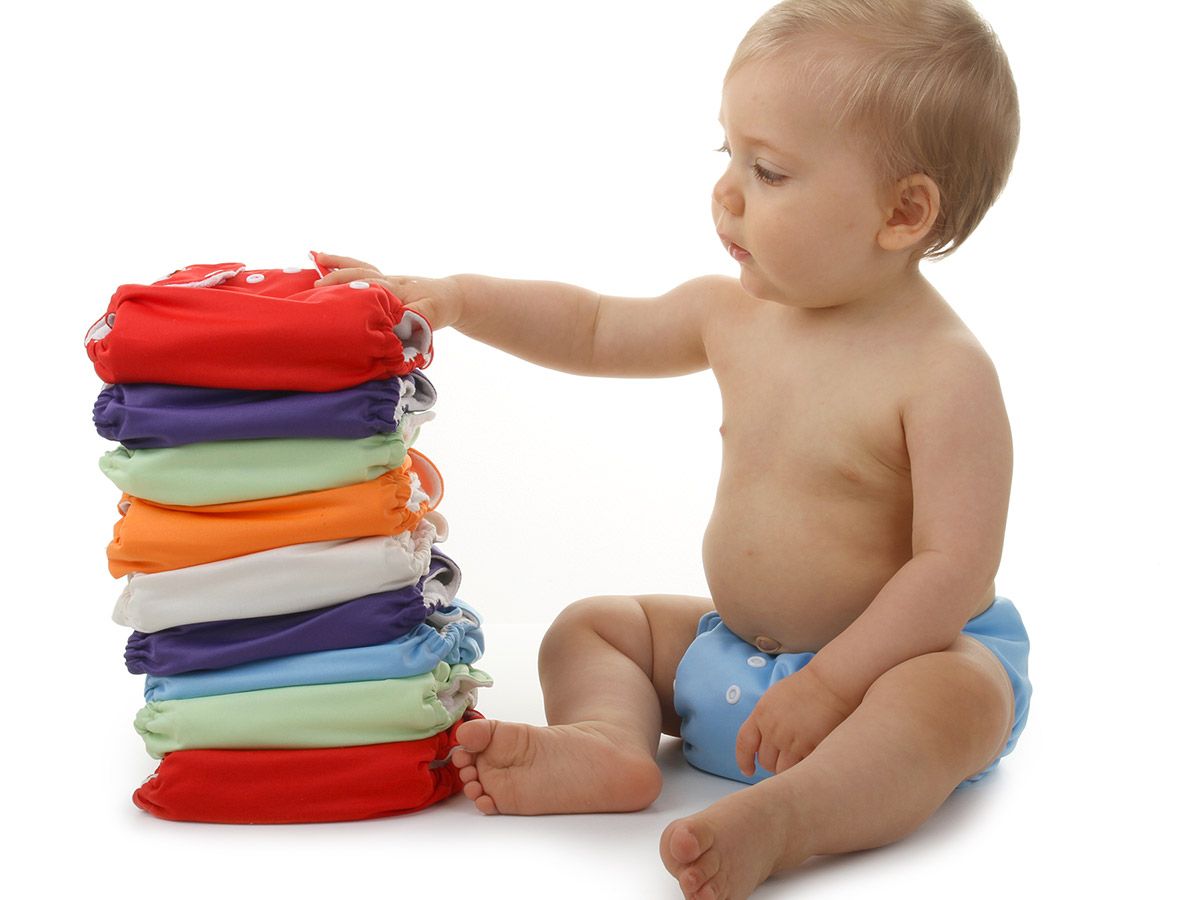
top-left (144, 599), bottom-right (484, 702)
top-left (674, 596), bottom-right (1031, 789)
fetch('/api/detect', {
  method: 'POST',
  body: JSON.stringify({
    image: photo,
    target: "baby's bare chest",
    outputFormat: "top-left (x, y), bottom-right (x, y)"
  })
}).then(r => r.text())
top-left (700, 300), bottom-right (932, 647)
top-left (710, 318), bottom-right (914, 498)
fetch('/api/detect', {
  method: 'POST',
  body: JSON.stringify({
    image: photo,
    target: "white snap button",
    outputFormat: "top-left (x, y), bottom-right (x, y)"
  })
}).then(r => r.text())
top-left (349, 280), bottom-right (370, 289)
top-left (246, 273), bottom-right (265, 283)
top-left (747, 656), bottom-right (767, 668)
top-left (725, 685), bottom-right (741, 704)
top-left (282, 266), bottom-right (301, 273)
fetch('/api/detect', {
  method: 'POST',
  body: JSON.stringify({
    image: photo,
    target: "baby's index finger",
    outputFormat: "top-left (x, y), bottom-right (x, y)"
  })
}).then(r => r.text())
top-left (312, 269), bottom-right (352, 287)
top-left (315, 252), bottom-right (376, 269)
top-left (734, 719), bottom-right (761, 775)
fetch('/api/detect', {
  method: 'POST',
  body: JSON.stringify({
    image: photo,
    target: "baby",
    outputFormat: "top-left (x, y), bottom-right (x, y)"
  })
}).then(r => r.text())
top-left (315, 1), bottom-right (1029, 897)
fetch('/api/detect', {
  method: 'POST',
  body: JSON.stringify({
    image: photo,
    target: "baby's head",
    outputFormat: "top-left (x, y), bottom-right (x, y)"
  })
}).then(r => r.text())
top-left (714, 0), bottom-right (1018, 305)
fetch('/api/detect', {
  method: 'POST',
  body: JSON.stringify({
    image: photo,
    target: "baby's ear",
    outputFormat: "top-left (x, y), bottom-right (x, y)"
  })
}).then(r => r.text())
top-left (877, 175), bottom-right (940, 253)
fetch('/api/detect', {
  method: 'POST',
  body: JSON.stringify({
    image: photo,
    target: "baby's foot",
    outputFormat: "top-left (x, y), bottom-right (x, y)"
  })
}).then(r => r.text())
top-left (450, 718), bottom-right (662, 815)
top-left (660, 789), bottom-right (789, 900)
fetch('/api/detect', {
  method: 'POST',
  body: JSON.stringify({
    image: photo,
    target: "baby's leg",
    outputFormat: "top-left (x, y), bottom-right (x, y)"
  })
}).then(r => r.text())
top-left (451, 593), bottom-right (714, 815)
top-left (660, 635), bottom-right (1014, 899)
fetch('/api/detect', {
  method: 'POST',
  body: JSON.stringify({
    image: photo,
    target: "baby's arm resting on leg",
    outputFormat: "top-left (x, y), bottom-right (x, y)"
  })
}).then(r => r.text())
top-left (805, 345), bottom-right (1011, 705)
top-left (735, 666), bottom-right (856, 776)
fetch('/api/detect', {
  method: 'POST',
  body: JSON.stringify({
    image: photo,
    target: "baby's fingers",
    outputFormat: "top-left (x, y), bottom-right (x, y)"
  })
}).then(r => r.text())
top-left (774, 748), bottom-right (803, 774)
top-left (734, 719), bottom-right (762, 777)
top-left (756, 741), bottom-right (781, 774)
top-left (311, 252), bottom-right (383, 286)
top-left (313, 267), bottom-right (382, 288)
top-left (312, 251), bottom-right (381, 272)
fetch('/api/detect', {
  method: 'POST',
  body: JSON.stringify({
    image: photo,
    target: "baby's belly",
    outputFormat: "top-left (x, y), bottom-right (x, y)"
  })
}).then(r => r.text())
top-left (701, 482), bottom-right (917, 652)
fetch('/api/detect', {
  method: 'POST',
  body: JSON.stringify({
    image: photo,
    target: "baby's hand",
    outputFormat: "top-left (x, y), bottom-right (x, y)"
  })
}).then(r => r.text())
top-left (312, 252), bottom-right (464, 331)
top-left (734, 666), bottom-right (856, 777)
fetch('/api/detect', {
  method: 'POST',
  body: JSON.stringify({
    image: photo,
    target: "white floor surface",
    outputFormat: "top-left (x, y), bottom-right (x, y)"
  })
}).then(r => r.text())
top-left (13, 622), bottom-right (1180, 899)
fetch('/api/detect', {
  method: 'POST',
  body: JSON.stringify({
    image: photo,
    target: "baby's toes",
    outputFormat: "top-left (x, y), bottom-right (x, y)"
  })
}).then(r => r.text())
top-left (667, 817), bottom-right (715, 865)
top-left (680, 849), bottom-right (722, 897)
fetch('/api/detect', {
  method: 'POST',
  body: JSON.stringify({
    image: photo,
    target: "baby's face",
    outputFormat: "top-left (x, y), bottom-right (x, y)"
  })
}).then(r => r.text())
top-left (713, 51), bottom-right (892, 310)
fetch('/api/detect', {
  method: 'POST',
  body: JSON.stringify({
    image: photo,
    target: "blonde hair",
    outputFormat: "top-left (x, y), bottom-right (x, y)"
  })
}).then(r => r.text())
top-left (727, 0), bottom-right (1019, 261)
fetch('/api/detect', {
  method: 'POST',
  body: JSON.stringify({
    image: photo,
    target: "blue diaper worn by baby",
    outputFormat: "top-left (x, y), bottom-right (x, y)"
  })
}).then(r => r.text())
top-left (673, 597), bottom-right (1031, 789)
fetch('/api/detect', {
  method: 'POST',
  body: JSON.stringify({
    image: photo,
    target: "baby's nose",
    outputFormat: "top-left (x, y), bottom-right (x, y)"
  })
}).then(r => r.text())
top-left (712, 178), bottom-right (742, 218)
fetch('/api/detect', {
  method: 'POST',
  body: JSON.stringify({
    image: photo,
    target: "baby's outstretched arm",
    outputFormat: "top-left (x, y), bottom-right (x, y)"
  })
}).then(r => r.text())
top-left (446, 272), bottom-right (722, 378)
top-left (316, 252), bottom-right (720, 378)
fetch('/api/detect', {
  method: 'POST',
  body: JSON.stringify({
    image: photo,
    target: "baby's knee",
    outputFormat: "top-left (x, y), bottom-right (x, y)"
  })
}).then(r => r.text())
top-left (538, 595), bottom-right (651, 670)
top-left (544, 595), bottom-right (643, 636)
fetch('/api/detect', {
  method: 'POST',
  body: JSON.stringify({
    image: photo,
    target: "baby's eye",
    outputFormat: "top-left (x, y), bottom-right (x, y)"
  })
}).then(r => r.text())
top-left (753, 163), bottom-right (784, 185)
top-left (714, 141), bottom-right (784, 185)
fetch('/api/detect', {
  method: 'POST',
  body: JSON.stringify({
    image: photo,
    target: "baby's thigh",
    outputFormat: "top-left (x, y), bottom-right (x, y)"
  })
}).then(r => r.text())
top-left (632, 593), bottom-right (716, 737)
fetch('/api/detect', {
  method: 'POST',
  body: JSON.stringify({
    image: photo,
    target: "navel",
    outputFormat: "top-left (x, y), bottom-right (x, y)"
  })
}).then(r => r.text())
top-left (754, 635), bottom-right (782, 653)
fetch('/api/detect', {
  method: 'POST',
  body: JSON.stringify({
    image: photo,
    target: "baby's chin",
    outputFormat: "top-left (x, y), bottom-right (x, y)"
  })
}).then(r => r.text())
top-left (733, 265), bottom-right (775, 302)
top-left (743, 267), bottom-right (872, 313)
top-left (737, 269), bottom-right (808, 308)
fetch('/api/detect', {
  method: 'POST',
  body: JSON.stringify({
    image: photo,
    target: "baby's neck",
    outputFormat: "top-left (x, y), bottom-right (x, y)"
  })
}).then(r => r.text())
top-left (774, 268), bottom-right (942, 333)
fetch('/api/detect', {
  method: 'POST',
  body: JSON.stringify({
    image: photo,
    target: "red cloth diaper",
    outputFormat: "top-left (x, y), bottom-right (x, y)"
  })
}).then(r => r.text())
top-left (85, 262), bottom-right (432, 391)
top-left (133, 711), bottom-right (482, 824)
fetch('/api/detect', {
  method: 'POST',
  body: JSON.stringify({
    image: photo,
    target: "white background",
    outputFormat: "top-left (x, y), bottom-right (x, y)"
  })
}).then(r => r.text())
top-left (3, 0), bottom-right (1197, 896)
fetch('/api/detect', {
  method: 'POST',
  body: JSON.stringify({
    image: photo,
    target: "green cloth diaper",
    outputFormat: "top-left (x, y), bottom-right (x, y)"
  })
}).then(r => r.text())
top-left (100, 431), bottom-right (417, 506)
top-left (134, 661), bottom-right (491, 757)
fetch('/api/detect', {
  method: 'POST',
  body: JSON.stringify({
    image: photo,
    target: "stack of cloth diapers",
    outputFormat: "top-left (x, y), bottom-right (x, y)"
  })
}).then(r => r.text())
top-left (86, 255), bottom-right (491, 824)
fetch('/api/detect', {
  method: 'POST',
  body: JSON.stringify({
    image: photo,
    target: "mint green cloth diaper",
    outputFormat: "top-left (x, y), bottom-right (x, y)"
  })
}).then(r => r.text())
top-left (100, 431), bottom-right (416, 506)
top-left (134, 661), bottom-right (491, 757)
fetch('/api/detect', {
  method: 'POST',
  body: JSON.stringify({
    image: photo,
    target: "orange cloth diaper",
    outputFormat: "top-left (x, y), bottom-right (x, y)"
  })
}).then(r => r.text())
top-left (108, 449), bottom-right (442, 577)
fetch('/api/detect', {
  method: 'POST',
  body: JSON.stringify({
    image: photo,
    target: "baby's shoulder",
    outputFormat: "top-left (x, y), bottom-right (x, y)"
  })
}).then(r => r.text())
top-left (901, 320), bottom-right (1007, 424)
top-left (921, 318), bottom-right (998, 379)
top-left (915, 319), bottom-right (993, 370)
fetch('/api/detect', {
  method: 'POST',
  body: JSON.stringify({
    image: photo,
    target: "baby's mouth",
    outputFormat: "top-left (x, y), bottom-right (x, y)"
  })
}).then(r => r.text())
top-left (717, 229), bottom-right (751, 261)
top-left (726, 240), bottom-right (752, 262)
